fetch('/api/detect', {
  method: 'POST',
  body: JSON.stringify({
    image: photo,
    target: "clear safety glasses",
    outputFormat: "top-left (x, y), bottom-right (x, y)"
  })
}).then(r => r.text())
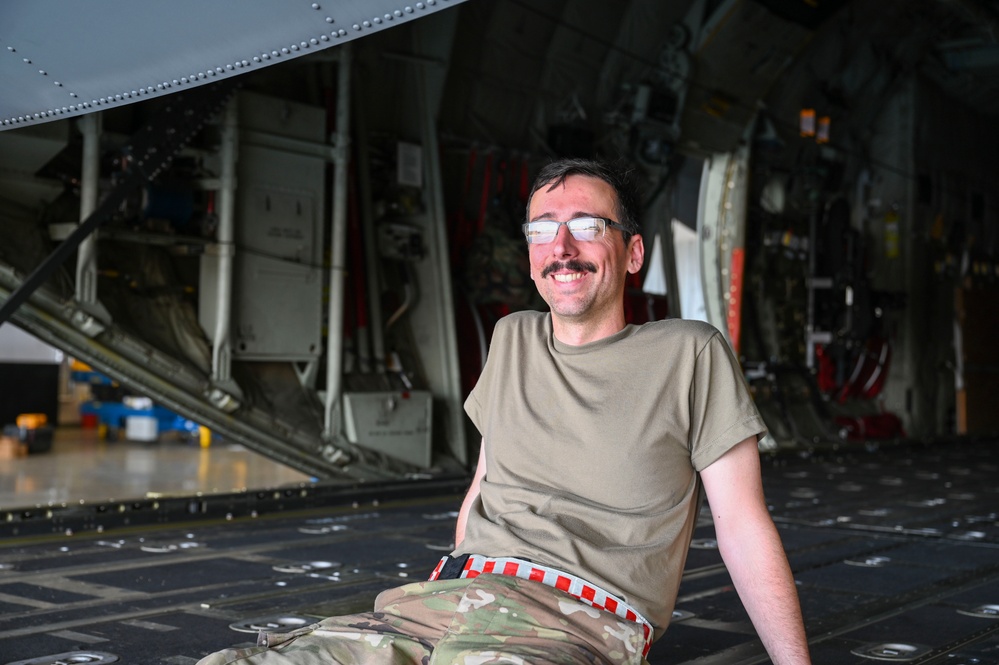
top-left (521, 216), bottom-right (627, 244)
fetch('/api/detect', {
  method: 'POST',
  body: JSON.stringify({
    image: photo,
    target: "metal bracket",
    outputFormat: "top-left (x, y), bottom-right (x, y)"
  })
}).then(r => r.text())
top-left (0, 79), bottom-right (238, 328)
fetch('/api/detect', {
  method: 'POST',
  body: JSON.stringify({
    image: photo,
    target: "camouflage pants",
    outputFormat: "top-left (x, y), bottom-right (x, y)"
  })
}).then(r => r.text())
top-left (197, 574), bottom-right (649, 665)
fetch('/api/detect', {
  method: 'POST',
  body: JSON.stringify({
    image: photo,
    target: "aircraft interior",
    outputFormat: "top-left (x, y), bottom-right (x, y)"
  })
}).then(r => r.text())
top-left (0, 1), bottom-right (998, 663)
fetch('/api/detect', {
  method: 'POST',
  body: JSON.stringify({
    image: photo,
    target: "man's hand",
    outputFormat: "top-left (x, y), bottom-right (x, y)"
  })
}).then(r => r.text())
top-left (700, 437), bottom-right (812, 664)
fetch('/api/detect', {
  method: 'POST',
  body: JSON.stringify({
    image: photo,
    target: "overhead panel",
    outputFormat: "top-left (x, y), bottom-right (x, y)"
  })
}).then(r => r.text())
top-left (680, 1), bottom-right (813, 154)
top-left (0, 0), bottom-right (465, 131)
top-left (751, 0), bottom-right (849, 29)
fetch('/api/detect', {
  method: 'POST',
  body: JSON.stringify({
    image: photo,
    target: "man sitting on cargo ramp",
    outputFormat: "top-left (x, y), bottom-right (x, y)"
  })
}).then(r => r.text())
top-left (197, 157), bottom-right (811, 665)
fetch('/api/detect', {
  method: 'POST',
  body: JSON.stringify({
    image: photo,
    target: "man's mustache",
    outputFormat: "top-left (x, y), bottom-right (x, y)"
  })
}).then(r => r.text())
top-left (541, 260), bottom-right (598, 279)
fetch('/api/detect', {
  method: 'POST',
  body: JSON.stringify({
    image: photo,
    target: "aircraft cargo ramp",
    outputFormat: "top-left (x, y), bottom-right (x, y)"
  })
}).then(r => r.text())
top-left (1, 439), bottom-right (998, 665)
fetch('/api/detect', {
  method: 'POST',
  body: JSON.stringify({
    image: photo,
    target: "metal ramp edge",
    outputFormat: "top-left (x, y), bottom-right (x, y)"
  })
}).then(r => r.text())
top-left (0, 264), bottom-right (395, 482)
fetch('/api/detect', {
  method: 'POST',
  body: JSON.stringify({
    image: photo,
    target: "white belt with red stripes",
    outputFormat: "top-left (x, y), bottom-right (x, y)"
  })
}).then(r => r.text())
top-left (429, 554), bottom-right (653, 657)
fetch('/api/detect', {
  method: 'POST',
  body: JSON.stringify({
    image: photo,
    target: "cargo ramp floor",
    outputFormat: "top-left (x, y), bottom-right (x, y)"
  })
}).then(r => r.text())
top-left (1, 439), bottom-right (997, 664)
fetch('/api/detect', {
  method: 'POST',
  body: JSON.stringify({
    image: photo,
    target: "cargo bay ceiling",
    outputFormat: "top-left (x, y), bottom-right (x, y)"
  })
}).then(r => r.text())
top-left (2, 0), bottom-right (998, 482)
top-left (437, 0), bottom-right (999, 156)
top-left (6, 0), bottom-right (999, 141)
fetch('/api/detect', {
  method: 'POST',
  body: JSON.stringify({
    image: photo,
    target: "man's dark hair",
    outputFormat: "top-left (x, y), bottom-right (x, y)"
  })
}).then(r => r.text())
top-left (526, 158), bottom-right (642, 242)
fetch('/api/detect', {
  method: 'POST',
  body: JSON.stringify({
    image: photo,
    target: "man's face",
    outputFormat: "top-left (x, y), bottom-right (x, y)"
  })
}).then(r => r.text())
top-left (527, 174), bottom-right (643, 331)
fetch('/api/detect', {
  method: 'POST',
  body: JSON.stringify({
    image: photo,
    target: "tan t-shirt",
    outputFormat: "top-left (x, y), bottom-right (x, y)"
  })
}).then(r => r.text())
top-left (457, 311), bottom-right (766, 634)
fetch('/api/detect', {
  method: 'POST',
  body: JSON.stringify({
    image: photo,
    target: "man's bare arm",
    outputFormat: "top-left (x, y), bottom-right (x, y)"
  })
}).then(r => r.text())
top-left (455, 440), bottom-right (487, 547)
top-left (700, 436), bottom-right (811, 665)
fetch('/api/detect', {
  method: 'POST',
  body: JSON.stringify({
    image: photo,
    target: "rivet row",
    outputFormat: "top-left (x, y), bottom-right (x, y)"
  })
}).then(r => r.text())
top-left (2, 2), bottom-right (442, 126)
top-left (343, 2), bottom-right (433, 37)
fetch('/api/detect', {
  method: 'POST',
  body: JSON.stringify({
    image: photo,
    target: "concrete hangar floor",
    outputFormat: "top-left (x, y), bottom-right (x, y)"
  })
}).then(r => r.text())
top-left (0, 436), bottom-right (997, 664)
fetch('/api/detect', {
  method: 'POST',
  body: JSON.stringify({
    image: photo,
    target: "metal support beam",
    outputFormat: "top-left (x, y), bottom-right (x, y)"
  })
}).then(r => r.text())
top-left (322, 44), bottom-right (353, 455)
top-left (412, 16), bottom-right (467, 465)
top-left (211, 98), bottom-right (238, 387)
top-left (354, 96), bottom-right (386, 376)
top-left (0, 80), bottom-right (238, 329)
top-left (76, 112), bottom-right (101, 307)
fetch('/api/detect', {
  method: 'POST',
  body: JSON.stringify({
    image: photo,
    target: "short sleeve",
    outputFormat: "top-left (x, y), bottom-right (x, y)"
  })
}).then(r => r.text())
top-left (687, 333), bottom-right (767, 471)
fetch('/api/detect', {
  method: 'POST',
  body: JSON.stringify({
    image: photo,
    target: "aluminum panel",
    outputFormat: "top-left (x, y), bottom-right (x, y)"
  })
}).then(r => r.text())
top-left (0, 0), bottom-right (466, 130)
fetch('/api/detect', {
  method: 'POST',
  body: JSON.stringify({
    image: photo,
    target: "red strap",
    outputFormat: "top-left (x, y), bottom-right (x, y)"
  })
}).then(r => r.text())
top-left (518, 157), bottom-right (529, 203)
top-left (495, 159), bottom-right (507, 197)
top-left (462, 148), bottom-right (477, 210)
top-left (477, 153), bottom-right (493, 233)
top-left (450, 148), bottom-right (478, 265)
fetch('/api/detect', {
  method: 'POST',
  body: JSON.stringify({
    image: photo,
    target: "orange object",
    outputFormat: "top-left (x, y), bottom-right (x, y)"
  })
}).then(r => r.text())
top-left (816, 116), bottom-right (831, 143)
top-left (16, 413), bottom-right (47, 429)
top-left (799, 108), bottom-right (816, 137)
top-left (727, 248), bottom-right (745, 354)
